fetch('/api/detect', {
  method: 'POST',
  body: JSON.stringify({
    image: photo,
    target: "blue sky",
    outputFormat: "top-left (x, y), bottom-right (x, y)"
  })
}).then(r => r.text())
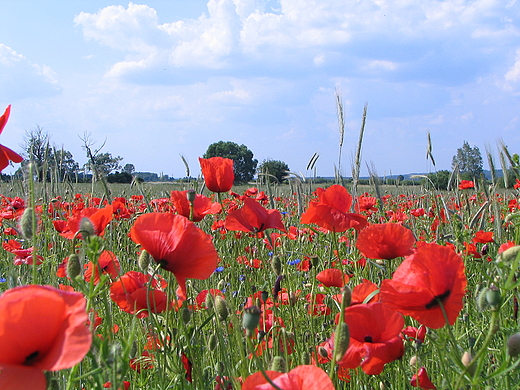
top-left (1, 0), bottom-right (520, 178)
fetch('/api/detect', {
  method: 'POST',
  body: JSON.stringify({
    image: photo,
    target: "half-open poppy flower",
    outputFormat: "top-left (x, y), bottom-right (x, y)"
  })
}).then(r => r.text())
top-left (199, 157), bottom-right (235, 193)
top-left (84, 250), bottom-right (121, 285)
top-left (130, 213), bottom-right (218, 296)
top-left (410, 366), bottom-right (436, 389)
top-left (356, 223), bottom-right (416, 259)
top-left (52, 205), bottom-right (114, 239)
top-left (0, 105), bottom-right (23, 172)
top-left (0, 285), bottom-right (91, 390)
top-left (316, 268), bottom-right (350, 287)
top-left (337, 302), bottom-right (404, 375)
top-left (110, 271), bottom-right (168, 318)
top-left (301, 185), bottom-right (367, 232)
top-left (170, 190), bottom-right (221, 222)
top-left (458, 180), bottom-right (474, 189)
top-left (380, 242), bottom-right (467, 329)
top-left (225, 197), bottom-right (286, 233)
top-left (242, 365), bottom-right (334, 390)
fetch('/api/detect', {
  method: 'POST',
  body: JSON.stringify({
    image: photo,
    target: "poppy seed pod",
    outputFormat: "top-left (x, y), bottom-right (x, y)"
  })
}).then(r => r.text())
top-left (242, 305), bottom-right (261, 337)
top-left (66, 254), bottom-right (82, 280)
top-left (19, 206), bottom-right (34, 239)
top-left (508, 333), bottom-right (520, 357)
top-left (186, 189), bottom-right (196, 203)
top-left (181, 306), bottom-right (192, 325)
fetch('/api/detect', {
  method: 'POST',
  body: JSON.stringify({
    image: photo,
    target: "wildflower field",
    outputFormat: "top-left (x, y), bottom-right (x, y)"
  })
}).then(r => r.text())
top-left (2, 105), bottom-right (520, 389)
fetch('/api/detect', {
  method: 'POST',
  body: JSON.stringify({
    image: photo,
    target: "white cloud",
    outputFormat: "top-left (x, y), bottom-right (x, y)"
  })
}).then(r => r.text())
top-left (0, 44), bottom-right (60, 101)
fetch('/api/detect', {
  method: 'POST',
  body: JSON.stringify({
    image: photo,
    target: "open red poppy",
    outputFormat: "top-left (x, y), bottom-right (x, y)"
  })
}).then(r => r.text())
top-left (316, 268), bottom-right (350, 287)
top-left (0, 105), bottom-right (23, 172)
top-left (199, 157), bottom-right (235, 193)
top-left (224, 197), bottom-right (286, 233)
top-left (0, 285), bottom-right (91, 390)
top-left (380, 242), bottom-right (467, 329)
top-left (130, 213), bottom-right (218, 296)
top-left (110, 271), bottom-right (168, 318)
top-left (337, 302), bottom-right (404, 375)
top-left (241, 365), bottom-right (334, 390)
top-left (170, 190), bottom-right (221, 222)
top-left (301, 185), bottom-right (367, 232)
top-left (84, 250), bottom-right (121, 285)
top-left (356, 223), bottom-right (416, 259)
top-left (52, 205), bottom-right (114, 239)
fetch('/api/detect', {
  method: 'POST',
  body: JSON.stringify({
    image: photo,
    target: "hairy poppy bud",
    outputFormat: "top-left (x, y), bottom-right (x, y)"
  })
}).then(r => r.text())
top-left (341, 285), bottom-right (352, 307)
top-left (205, 292), bottom-right (214, 309)
top-left (499, 246), bottom-right (520, 263)
top-left (19, 207), bottom-right (34, 239)
top-left (66, 254), bottom-right (82, 280)
top-left (214, 295), bottom-right (229, 321)
top-left (181, 306), bottom-right (192, 325)
top-left (461, 351), bottom-right (475, 376)
top-left (242, 305), bottom-right (261, 337)
top-left (208, 333), bottom-right (217, 350)
top-left (508, 333), bottom-right (520, 357)
top-left (270, 356), bottom-right (286, 373)
top-left (138, 249), bottom-right (151, 271)
top-left (486, 284), bottom-right (502, 311)
top-left (271, 255), bottom-right (282, 276)
top-left (79, 217), bottom-right (95, 238)
top-left (334, 322), bottom-right (350, 362)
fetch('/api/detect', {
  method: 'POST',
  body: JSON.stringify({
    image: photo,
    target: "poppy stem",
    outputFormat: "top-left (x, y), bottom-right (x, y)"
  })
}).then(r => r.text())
top-left (245, 337), bottom-right (284, 390)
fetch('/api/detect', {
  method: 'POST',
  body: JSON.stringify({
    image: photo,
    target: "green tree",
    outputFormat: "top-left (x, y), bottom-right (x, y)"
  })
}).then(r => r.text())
top-left (122, 163), bottom-right (135, 175)
top-left (452, 141), bottom-right (483, 180)
top-left (258, 159), bottom-right (290, 183)
top-left (425, 170), bottom-right (451, 190)
top-left (84, 152), bottom-right (123, 179)
top-left (203, 141), bottom-right (258, 183)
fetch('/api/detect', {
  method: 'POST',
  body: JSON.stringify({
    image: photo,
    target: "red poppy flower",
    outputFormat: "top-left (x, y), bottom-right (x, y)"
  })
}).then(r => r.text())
top-left (199, 157), bottom-right (235, 193)
top-left (224, 197), bottom-right (286, 233)
top-left (351, 279), bottom-right (380, 305)
top-left (458, 180), bottom-right (474, 189)
top-left (337, 302), bottom-right (404, 375)
top-left (110, 271), bottom-right (168, 318)
top-left (472, 230), bottom-right (494, 244)
top-left (316, 268), bottom-right (350, 287)
top-left (242, 365), bottom-right (334, 390)
top-left (2, 239), bottom-right (44, 265)
top-left (0, 285), bottom-right (91, 390)
top-left (0, 105), bottom-right (23, 172)
top-left (301, 185), bottom-right (367, 232)
top-left (52, 205), bottom-right (114, 239)
top-left (356, 223), bottom-right (416, 259)
top-left (170, 190), bottom-right (221, 222)
top-left (130, 213), bottom-right (218, 296)
top-left (84, 250), bottom-right (121, 285)
top-left (380, 242), bottom-right (467, 329)
top-left (410, 367), bottom-right (436, 389)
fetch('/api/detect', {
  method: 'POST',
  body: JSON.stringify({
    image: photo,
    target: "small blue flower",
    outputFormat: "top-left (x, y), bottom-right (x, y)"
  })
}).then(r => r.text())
top-left (268, 251), bottom-right (273, 257)
top-left (214, 266), bottom-right (225, 273)
top-left (287, 258), bottom-right (301, 266)
top-left (239, 275), bottom-right (246, 282)
top-left (0, 277), bottom-right (6, 283)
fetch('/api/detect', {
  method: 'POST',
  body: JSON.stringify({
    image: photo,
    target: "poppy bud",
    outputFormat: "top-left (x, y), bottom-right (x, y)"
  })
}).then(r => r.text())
top-left (270, 356), bottom-right (286, 373)
top-left (508, 333), bottom-right (520, 357)
top-left (271, 255), bottom-right (282, 276)
top-left (19, 207), bottom-right (34, 239)
top-left (181, 306), bottom-right (192, 325)
top-left (499, 245), bottom-right (520, 263)
top-left (205, 292), bottom-right (214, 309)
top-left (260, 290), bottom-right (269, 304)
top-left (242, 305), bottom-right (261, 337)
top-left (301, 351), bottom-right (311, 365)
top-left (289, 291), bottom-right (297, 306)
top-left (66, 254), bottom-right (82, 280)
top-left (409, 355), bottom-right (418, 366)
top-left (477, 287), bottom-right (490, 312)
top-left (461, 351), bottom-right (475, 376)
top-left (79, 217), bottom-right (95, 238)
top-left (485, 285), bottom-right (502, 311)
top-left (138, 250), bottom-right (151, 271)
top-left (214, 295), bottom-right (229, 321)
top-left (208, 333), bottom-right (217, 350)
top-left (273, 275), bottom-right (284, 300)
top-left (341, 285), bottom-right (352, 307)
top-left (334, 322), bottom-right (350, 362)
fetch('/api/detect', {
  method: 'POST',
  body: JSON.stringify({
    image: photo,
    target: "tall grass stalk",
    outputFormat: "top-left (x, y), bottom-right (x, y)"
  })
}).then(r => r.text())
top-left (351, 103), bottom-right (368, 208)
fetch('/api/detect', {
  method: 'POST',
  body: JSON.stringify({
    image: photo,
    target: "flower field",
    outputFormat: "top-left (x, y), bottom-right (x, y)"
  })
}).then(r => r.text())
top-left (2, 109), bottom-right (520, 390)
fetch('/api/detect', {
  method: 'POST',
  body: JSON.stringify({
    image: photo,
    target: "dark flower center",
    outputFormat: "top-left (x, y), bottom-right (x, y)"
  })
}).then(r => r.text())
top-left (364, 336), bottom-right (373, 343)
top-left (425, 289), bottom-right (451, 309)
top-left (24, 350), bottom-right (39, 365)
